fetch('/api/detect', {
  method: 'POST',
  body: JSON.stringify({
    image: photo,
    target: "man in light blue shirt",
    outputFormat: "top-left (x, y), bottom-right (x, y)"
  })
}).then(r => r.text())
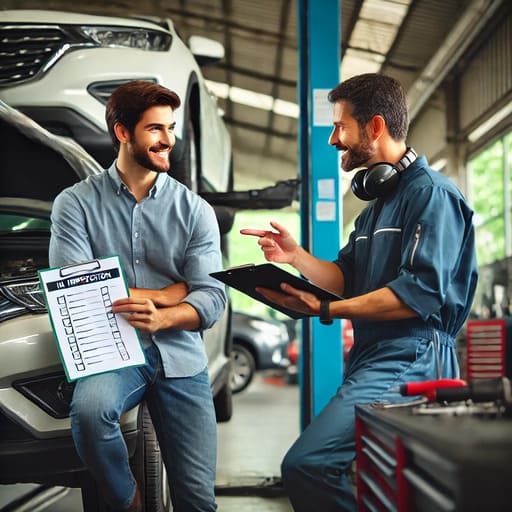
top-left (49, 80), bottom-right (226, 512)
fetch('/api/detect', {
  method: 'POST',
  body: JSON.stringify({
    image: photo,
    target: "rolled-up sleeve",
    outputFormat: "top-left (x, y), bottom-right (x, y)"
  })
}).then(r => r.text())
top-left (387, 186), bottom-right (475, 322)
top-left (181, 202), bottom-right (227, 329)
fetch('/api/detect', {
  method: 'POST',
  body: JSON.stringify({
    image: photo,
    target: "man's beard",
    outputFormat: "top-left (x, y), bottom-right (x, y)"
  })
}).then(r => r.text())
top-left (341, 130), bottom-right (375, 172)
top-left (131, 140), bottom-right (171, 174)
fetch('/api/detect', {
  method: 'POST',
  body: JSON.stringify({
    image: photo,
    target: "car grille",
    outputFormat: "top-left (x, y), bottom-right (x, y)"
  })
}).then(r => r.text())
top-left (0, 24), bottom-right (88, 86)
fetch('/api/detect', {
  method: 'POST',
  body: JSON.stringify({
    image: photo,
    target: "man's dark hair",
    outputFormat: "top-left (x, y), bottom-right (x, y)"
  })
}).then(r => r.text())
top-left (328, 73), bottom-right (408, 141)
top-left (106, 80), bottom-right (181, 152)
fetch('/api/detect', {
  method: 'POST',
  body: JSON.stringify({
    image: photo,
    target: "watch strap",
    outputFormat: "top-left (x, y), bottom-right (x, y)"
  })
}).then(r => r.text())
top-left (319, 300), bottom-right (333, 325)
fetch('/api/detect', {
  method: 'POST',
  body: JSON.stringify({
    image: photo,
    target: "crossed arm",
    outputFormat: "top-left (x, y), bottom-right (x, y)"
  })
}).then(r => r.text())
top-left (112, 282), bottom-right (201, 333)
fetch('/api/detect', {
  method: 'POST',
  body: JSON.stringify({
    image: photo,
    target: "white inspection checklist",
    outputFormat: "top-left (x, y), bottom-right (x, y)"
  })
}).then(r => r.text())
top-left (38, 256), bottom-right (145, 381)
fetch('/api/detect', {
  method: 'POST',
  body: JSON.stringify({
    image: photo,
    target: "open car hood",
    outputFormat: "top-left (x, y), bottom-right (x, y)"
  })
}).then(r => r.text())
top-left (0, 98), bottom-right (297, 210)
top-left (0, 197), bottom-right (52, 219)
top-left (0, 99), bottom-right (103, 203)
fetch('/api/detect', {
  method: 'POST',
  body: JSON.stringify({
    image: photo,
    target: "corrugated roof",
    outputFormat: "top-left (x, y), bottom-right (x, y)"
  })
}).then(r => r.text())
top-left (1, 0), bottom-right (505, 189)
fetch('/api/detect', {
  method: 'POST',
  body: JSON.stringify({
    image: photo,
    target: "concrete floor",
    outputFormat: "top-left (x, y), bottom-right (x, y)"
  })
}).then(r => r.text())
top-left (0, 371), bottom-right (299, 511)
top-left (216, 371), bottom-right (298, 511)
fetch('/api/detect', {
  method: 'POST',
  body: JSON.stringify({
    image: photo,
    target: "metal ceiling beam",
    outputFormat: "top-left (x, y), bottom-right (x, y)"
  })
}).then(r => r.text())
top-left (221, 0), bottom-right (234, 122)
top-left (223, 116), bottom-right (297, 140)
top-left (162, 6), bottom-right (297, 47)
top-left (341, 0), bottom-right (363, 58)
top-left (214, 63), bottom-right (296, 88)
top-left (407, 0), bottom-right (505, 121)
top-left (264, 0), bottom-right (293, 148)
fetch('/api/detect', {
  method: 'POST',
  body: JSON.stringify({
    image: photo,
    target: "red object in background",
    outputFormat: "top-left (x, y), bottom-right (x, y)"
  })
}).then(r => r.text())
top-left (287, 337), bottom-right (299, 366)
top-left (466, 319), bottom-right (512, 380)
top-left (343, 320), bottom-right (354, 361)
top-left (286, 319), bottom-right (354, 366)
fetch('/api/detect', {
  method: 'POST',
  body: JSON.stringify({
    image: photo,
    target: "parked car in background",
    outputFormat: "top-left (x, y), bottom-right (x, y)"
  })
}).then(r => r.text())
top-left (285, 319), bottom-right (354, 384)
top-left (230, 311), bottom-right (291, 393)
top-left (0, 9), bottom-right (233, 194)
top-left (0, 100), bottom-right (233, 512)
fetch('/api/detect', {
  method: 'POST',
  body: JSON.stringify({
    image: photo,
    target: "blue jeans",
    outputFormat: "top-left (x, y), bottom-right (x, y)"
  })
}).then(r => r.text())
top-left (281, 332), bottom-right (459, 512)
top-left (70, 344), bottom-right (217, 511)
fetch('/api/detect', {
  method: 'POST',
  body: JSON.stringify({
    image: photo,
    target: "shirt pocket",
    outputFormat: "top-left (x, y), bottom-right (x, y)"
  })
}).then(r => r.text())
top-left (368, 227), bottom-right (403, 286)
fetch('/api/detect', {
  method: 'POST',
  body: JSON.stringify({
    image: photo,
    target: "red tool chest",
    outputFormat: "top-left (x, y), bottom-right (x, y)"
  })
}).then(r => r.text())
top-left (355, 402), bottom-right (512, 511)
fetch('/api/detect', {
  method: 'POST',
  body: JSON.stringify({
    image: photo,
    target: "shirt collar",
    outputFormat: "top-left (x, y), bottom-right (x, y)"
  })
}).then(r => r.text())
top-left (108, 163), bottom-right (125, 196)
top-left (152, 172), bottom-right (167, 198)
top-left (107, 162), bottom-right (166, 199)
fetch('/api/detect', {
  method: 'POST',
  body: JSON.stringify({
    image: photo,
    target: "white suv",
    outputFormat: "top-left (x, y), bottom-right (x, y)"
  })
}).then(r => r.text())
top-left (0, 9), bottom-right (232, 193)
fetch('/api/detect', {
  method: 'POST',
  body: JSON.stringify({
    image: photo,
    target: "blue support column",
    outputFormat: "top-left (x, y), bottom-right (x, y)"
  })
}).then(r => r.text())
top-left (297, 0), bottom-right (342, 427)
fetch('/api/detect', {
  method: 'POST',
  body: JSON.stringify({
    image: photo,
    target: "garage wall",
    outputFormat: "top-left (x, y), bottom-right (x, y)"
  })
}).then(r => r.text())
top-left (408, 93), bottom-right (447, 163)
top-left (459, 13), bottom-right (512, 137)
top-left (401, 5), bottom-right (511, 195)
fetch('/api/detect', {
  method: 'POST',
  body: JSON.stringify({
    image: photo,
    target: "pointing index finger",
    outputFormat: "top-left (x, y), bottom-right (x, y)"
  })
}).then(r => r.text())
top-left (240, 228), bottom-right (267, 237)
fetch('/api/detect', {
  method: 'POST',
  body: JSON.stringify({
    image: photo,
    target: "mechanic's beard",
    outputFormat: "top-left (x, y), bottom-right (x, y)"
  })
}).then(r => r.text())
top-left (131, 143), bottom-right (170, 174)
top-left (341, 134), bottom-right (375, 172)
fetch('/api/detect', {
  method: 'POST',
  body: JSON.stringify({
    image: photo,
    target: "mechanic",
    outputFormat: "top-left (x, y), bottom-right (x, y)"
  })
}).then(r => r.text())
top-left (49, 80), bottom-right (226, 512)
top-left (241, 73), bottom-right (478, 511)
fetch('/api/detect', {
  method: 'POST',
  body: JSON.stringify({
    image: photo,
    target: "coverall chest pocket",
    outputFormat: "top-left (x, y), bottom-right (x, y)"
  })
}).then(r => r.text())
top-left (368, 227), bottom-right (403, 287)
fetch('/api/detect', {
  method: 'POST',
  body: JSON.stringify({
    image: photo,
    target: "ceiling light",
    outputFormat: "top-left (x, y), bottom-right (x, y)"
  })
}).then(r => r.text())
top-left (205, 79), bottom-right (299, 118)
top-left (205, 80), bottom-right (229, 99)
top-left (229, 86), bottom-right (273, 110)
top-left (273, 99), bottom-right (299, 118)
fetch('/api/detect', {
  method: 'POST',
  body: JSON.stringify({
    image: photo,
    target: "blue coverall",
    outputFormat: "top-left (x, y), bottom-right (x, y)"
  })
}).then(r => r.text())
top-left (281, 155), bottom-right (478, 511)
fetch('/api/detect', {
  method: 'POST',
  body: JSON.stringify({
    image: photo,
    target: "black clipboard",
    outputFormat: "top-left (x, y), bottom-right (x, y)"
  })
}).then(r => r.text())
top-left (210, 263), bottom-right (342, 319)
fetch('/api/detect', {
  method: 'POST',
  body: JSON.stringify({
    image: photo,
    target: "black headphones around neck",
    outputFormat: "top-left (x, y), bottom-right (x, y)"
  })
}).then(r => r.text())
top-left (351, 147), bottom-right (418, 201)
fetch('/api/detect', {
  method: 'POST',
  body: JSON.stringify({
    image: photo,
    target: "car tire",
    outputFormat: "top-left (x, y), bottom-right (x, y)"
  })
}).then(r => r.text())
top-left (172, 116), bottom-right (199, 192)
top-left (230, 343), bottom-right (256, 394)
top-left (213, 379), bottom-right (233, 422)
top-left (131, 405), bottom-right (172, 512)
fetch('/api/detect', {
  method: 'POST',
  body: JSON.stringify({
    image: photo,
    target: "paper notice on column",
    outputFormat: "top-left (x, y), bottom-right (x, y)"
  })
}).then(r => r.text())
top-left (38, 256), bottom-right (145, 382)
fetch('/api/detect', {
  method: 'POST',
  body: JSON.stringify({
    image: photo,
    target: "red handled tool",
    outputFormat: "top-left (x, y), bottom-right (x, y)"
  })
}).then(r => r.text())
top-left (399, 379), bottom-right (467, 402)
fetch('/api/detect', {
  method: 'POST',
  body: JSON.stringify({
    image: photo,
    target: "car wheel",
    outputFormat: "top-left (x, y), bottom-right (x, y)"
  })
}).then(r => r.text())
top-left (230, 344), bottom-right (256, 394)
top-left (213, 379), bottom-right (233, 422)
top-left (172, 116), bottom-right (199, 192)
top-left (131, 405), bottom-right (172, 512)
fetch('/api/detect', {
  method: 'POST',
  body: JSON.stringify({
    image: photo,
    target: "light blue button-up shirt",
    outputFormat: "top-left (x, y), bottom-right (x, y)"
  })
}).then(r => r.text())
top-left (49, 164), bottom-right (227, 377)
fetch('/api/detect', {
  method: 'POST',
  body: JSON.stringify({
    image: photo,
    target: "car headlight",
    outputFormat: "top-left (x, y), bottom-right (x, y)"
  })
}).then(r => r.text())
top-left (0, 278), bottom-right (47, 322)
top-left (79, 26), bottom-right (172, 51)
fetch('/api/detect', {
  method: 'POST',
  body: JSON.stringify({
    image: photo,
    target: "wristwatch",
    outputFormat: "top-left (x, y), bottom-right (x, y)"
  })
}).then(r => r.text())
top-left (319, 300), bottom-right (333, 325)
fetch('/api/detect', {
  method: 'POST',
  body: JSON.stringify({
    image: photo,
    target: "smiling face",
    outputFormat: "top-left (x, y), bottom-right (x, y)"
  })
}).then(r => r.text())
top-left (127, 105), bottom-right (176, 173)
top-left (328, 100), bottom-right (376, 172)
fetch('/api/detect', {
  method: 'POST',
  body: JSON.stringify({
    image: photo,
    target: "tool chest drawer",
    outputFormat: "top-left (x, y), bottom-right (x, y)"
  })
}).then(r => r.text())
top-left (355, 403), bottom-right (512, 512)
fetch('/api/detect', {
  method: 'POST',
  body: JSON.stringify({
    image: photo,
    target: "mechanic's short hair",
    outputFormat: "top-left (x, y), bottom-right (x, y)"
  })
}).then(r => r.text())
top-left (328, 73), bottom-right (408, 141)
top-left (106, 80), bottom-right (181, 152)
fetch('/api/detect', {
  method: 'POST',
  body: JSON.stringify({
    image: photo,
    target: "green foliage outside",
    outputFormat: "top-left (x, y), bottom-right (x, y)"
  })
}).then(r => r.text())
top-left (227, 209), bottom-right (300, 320)
top-left (469, 133), bottom-right (512, 266)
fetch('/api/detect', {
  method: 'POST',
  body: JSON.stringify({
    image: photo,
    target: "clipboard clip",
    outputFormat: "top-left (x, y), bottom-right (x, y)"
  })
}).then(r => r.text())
top-left (59, 259), bottom-right (101, 277)
top-left (225, 263), bottom-right (255, 274)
